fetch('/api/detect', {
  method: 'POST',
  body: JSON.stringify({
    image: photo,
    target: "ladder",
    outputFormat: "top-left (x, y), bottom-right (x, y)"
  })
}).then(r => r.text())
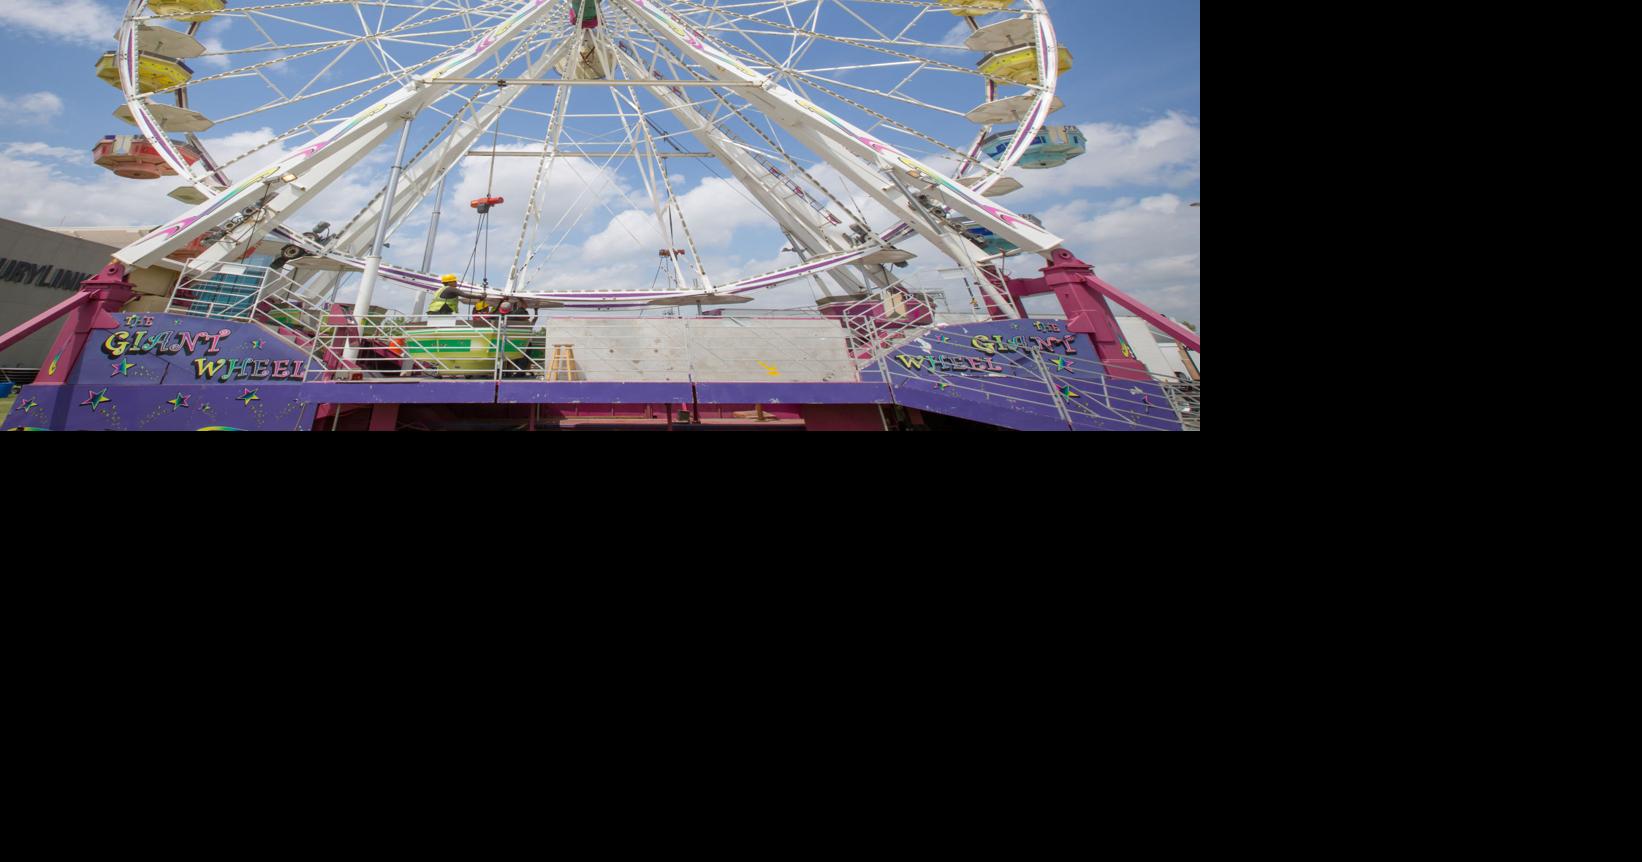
top-left (547, 344), bottom-right (581, 381)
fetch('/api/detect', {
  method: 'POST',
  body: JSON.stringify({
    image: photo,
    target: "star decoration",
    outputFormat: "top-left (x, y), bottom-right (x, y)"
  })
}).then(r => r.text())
top-left (1050, 357), bottom-right (1073, 372)
top-left (237, 388), bottom-right (261, 407)
top-left (247, 339), bottom-right (265, 350)
top-left (936, 382), bottom-right (952, 391)
top-left (1058, 386), bottom-right (1081, 400)
top-left (81, 389), bottom-right (111, 409)
top-left (167, 393), bottom-right (191, 412)
top-left (111, 358), bottom-right (137, 377)
top-left (16, 398), bottom-right (37, 413)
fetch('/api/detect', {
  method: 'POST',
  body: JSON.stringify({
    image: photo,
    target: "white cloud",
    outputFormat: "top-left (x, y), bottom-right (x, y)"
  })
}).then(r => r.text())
top-left (3, 141), bottom-right (79, 160)
top-left (0, 150), bottom-right (187, 228)
top-left (429, 148), bottom-right (638, 287)
top-left (0, 127), bottom-right (396, 260)
top-left (0, 127), bottom-right (325, 231)
top-left (197, 127), bottom-right (294, 168)
top-left (196, 36), bottom-right (232, 70)
top-left (0, 91), bottom-right (65, 125)
top-left (1033, 193), bottom-right (1202, 324)
top-left (580, 175), bottom-right (776, 260)
top-left (1009, 112), bottom-right (1201, 199)
top-left (0, 1), bottom-right (120, 46)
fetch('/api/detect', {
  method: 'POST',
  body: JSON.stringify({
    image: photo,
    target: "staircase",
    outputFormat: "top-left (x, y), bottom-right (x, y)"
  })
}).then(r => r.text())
top-left (839, 285), bottom-right (939, 367)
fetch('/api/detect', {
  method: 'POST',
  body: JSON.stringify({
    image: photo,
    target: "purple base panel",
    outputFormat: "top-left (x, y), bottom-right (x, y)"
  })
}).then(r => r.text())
top-left (892, 387), bottom-right (1078, 431)
top-left (303, 382), bottom-right (499, 405)
top-left (496, 382), bottom-right (696, 404)
top-left (693, 382), bottom-right (894, 405)
top-left (75, 311), bottom-right (311, 388)
top-left (4, 383), bottom-right (310, 432)
top-left (862, 320), bottom-right (1185, 432)
top-left (5, 315), bottom-right (1185, 431)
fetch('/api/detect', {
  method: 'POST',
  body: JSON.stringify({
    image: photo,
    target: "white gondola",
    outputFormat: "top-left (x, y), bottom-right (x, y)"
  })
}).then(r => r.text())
top-left (114, 103), bottom-right (214, 134)
top-left (966, 93), bottom-right (1066, 126)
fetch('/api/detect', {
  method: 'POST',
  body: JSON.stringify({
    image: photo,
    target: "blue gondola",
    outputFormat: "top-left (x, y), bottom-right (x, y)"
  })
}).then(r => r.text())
top-left (955, 214), bottom-right (1045, 256)
top-left (980, 125), bottom-right (1087, 169)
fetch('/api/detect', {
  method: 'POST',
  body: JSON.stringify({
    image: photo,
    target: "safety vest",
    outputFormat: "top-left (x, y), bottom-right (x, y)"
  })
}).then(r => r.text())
top-left (429, 295), bottom-right (459, 315)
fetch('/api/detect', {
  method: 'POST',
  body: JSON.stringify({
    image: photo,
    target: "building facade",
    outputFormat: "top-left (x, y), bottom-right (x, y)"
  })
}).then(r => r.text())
top-left (0, 218), bottom-right (180, 374)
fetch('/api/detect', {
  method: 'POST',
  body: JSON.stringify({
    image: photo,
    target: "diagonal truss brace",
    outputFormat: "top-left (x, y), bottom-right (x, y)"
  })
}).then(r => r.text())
top-left (113, 0), bottom-right (564, 269)
top-left (601, 35), bottom-right (887, 298)
top-left (608, 0), bottom-right (1062, 253)
top-left (607, 0), bottom-right (1054, 317)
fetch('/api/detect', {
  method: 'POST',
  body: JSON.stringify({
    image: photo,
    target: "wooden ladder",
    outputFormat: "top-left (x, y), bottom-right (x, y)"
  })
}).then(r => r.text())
top-left (547, 344), bottom-right (581, 381)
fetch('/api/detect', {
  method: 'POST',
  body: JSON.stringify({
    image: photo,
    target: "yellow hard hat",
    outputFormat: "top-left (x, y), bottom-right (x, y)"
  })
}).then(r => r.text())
top-left (440, 274), bottom-right (459, 285)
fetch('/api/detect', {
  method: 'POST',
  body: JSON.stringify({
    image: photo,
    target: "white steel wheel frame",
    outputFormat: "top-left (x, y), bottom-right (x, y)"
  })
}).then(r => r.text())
top-left (110, 1), bottom-right (1066, 315)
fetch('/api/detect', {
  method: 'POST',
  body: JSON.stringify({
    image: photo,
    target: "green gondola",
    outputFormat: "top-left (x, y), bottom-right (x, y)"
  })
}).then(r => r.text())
top-left (398, 324), bottom-right (542, 376)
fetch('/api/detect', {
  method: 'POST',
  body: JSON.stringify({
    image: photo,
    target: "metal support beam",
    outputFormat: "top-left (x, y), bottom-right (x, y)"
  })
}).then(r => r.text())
top-left (355, 116), bottom-right (417, 320)
top-left (426, 78), bottom-right (758, 87)
top-left (607, 0), bottom-right (1038, 318)
top-left (466, 150), bottom-right (715, 158)
top-left (335, 35), bottom-right (583, 260)
top-left (601, 33), bottom-right (877, 299)
top-left (113, 0), bottom-right (562, 267)
top-left (413, 175), bottom-right (447, 317)
top-left (0, 289), bottom-right (94, 356)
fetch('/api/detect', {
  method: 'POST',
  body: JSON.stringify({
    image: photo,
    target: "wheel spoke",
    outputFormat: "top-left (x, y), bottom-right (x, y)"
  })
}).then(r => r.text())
top-left (104, 0), bottom-right (1065, 308)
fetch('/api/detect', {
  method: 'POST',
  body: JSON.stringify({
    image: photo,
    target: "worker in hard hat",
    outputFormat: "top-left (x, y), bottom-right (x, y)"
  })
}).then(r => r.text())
top-left (473, 298), bottom-right (501, 333)
top-left (428, 275), bottom-right (461, 316)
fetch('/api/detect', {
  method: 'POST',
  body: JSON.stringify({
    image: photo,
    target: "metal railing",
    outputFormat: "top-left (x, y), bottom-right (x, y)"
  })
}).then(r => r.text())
top-left (253, 283), bottom-right (329, 339)
top-left (0, 367), bottom-right (37, 386)
top-left (1163, 379), bottom-right (1202, 431)
top-left (167, 263), bottom-right (334, 333)
top-left (300, 313), bottom-right (873, 384)
top-left (161, 261), bottom-right (1198, 429)
top-left (876, 328), bottom-right (1197, 431)
top-left (840, 285), bottom-right (942, 367)
top-left (168, 263), bottom-right (270, 321)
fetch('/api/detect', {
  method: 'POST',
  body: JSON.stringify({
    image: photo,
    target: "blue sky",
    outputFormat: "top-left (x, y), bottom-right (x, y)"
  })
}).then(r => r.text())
top-left (0, 0), bottom-right (1200, 323)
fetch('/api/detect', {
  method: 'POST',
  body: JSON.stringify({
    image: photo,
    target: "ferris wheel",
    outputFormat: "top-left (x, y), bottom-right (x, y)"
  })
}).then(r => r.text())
top-left (97, 0), bottom-right (1087, 316)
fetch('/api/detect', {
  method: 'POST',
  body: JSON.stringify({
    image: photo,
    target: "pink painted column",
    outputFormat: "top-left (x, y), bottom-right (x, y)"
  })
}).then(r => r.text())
top-left (33, 263), bottom-right (137, 385)
top-left (977, 266), bottom-right (1028, 319)
top-left (1008, 250), bottom-right (1150, 381)
top-left (321, 303), bottom-right (361, 379)
top-left (802, 404), bottom-right (885, 431)
top-left (814, 296), bottom-right (857, 323)
top-left (0, 291), bottom-right (94, 357)
top-left (368, 404), bottom-right (400, 432)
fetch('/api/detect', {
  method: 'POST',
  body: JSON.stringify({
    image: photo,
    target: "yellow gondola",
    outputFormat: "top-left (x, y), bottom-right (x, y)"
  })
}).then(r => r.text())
top-left (147, 0), bottom-right (228, 23)
top-left (939, 0), bottom-right (1016, 17)
top-left (977, 45), bottom-right (1074, 86)
top-left (95, 51), bottom-right (194, 94)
